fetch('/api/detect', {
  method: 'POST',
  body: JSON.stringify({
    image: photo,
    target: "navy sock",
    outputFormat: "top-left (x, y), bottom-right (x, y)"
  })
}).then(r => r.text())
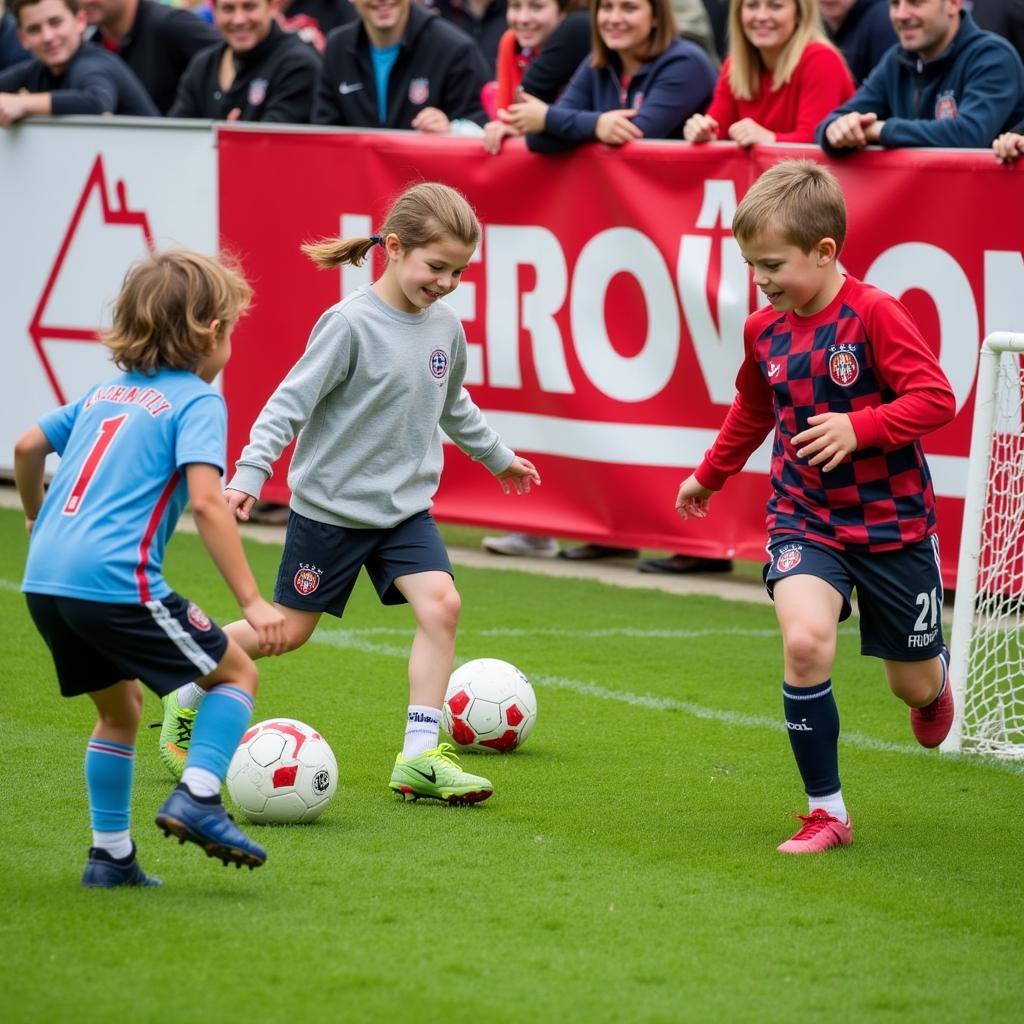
top-left (782, 679), bottom-right (840, 799)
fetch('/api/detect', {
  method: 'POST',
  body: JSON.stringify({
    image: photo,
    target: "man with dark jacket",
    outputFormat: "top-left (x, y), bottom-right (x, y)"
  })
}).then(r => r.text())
top-left (817, 0), bottom-right (1024, 153)
top-left (313, 0), bottom-right (488, 130)
top-left (820, 0), bottom-right (897, 83)
top-left (0, 0), bottom-right (156, 125)
top-left (81, 0), bottom-right (219, 113)
top-left (170, 0), bottom-right (319, 122)
top-left (422, 0), bottom-right (505, 74)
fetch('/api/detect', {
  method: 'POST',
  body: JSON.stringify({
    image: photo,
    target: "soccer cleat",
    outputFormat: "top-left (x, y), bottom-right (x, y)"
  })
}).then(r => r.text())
top-left (481, 533), bottom-right (560, 558)
top-left (777, 809), bottom-right (853, 854)
top-left (389, 743), bottom-right (493, 805)
top-left (152, 691), bottom-right (196, 781)
top-left (81, 845), bottom-right (163, 888)
top-left (155, 784), bottom-right (266, 869)
top-left (910, 648), bottom-right (954, 748)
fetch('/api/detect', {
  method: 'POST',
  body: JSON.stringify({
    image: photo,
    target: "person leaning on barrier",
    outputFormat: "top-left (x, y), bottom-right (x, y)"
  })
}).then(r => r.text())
top-left (993, 116), bottom-right (1024, 161)
top-left (81, 0), bottom-right (220, 114)
top-left (0, 0), bottom-right (30, 69)
top-left (819, 0), bottom-right (896, 83)
top-left (169, 0), bottom-right (319, 122)
top-left (0, 0), bottom-right (156, 126)
top-left (817, 0), bottom-right (1024, 154)
top-left (313, 0), bottom-right (490, 131)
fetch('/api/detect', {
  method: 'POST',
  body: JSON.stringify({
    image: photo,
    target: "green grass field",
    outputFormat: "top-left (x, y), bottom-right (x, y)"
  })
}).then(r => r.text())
top-left (1, 506), bottom-right (1022, 1023)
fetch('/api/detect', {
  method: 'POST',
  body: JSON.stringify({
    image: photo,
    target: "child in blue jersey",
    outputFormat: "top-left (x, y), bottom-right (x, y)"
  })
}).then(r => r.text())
top-left (159, 182), bottom-right (541, 805)
top-left (15, 250), bottom-right (286, 888)
top-left (676, 161), bottom-right (957, 854)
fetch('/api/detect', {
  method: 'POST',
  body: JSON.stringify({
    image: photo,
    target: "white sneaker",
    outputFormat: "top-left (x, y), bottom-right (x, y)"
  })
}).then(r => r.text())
top-left (481, 533), bottom-right (559, 558)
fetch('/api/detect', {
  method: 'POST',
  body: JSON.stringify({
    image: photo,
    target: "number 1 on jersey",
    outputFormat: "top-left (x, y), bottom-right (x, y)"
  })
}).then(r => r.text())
top-left (63, 414), bottom-right (128, 515)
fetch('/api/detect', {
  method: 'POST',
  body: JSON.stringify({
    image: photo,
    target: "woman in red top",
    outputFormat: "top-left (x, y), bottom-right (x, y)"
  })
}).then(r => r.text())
top-left (683, 0), bottom-right (854, 145)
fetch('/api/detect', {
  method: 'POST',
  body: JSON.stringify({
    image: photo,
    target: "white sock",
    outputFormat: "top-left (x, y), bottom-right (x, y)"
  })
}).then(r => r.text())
top-left (181, 766), bottom-right (220, 798)
top-left (92, 829), bottom-right (133, 860)
top-left (176, 683), bottom-right (207, 711)
top-left (402, 705), bottom-right (441, 760)
top-left (809, 790), bottom-right (848, 823)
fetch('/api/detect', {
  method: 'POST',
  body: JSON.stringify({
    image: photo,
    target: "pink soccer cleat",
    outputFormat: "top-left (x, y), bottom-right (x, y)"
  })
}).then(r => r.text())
top-left (910, 658), bottom-right (954, 749)
top-left (777, 809), bottom-right (853, 854)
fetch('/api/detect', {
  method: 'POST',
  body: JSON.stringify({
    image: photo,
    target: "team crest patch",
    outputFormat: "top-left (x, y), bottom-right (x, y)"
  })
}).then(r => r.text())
top-left (409, 78), bottom-right (429, 105)
top-left (934, 90), bottom-right (958, 120)
top-left (293, 563), bottom-right (322, 596)
top-left (775, 546), bottom-right (802, 573)
top-left (828, 346), bottom-right (860, 387)
top-left (187, 602), bottom-right (212, 632)
top-left (247, 78), bottom-right (268, 107)
top-left (429, 348), bottom-right (449, 379)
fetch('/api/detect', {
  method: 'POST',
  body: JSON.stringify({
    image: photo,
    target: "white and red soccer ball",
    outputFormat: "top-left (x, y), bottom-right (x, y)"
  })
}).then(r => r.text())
top-left (442, 658), bottom-right (537, 753)
top-left (227, 718), bottom-right (338, 824)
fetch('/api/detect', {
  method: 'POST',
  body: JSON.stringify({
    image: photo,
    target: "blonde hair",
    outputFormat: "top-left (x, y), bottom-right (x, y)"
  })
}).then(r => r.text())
top-left (302, 182), bottom-right (481, 269)
top-left (102, 250), bottom-right (252, 375)
top-left (732, 160), bottom-right (847, 254)
top-left (589, 0), bottom-right (678, 70)
top-left (727, 0), bottom-right (836, 101)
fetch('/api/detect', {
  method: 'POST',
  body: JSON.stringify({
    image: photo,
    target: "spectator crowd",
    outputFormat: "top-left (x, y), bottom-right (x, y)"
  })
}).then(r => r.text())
top-left (1, 0), bottom-right (1022, 568)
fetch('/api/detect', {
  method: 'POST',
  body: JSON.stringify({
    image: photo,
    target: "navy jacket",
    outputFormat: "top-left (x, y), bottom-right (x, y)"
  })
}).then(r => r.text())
top-left (817, 12), bottom-right (1024, 152)
top-left (314, 5), bottom-right (489, 127)
top-left (0, 43), bottom-right (158, 116)
top-left (824, 0), bottom-right (897, 84)
top-left (0, 11), bottom-right (28, 72)
top-left (526, 37), bottom-right (716, 154)
top-left (170, 23), bottom-right (319, 122)
top-left (519, 10), bottom-right (591, 103)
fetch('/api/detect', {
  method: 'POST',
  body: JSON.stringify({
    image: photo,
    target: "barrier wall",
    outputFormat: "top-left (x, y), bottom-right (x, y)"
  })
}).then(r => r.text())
top-left (5, 119), bottom-right (1024, 585)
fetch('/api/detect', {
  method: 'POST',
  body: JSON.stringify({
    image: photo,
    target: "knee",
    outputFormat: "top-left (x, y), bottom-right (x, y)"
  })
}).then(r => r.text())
top-left (783, 627), bottom-right (831, 678)
top-left (425, 586), bottom-right (461, 636)
top-left (283, 620), bottom-right (316, 654)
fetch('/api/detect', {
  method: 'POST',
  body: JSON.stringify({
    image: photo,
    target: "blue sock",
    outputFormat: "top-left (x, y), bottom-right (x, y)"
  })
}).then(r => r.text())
top-left (85, 738), bottom-right (134, 833)
top-left (782, 679), bottom-right (840, 799)
top-left (185, 685), bottom-right (254, 782)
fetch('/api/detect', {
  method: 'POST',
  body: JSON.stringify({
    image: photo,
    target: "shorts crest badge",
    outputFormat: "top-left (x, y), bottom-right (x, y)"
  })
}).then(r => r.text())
top-left (828, 346), bottom-right (860, 387)
top-left (429, 348), bottom-right (449, 379)
top-left (247, 78), bottom-right (269, 107)
top-left (776, 545), bottom-right (802, 573)
top-left (187, 602), bottom-right (212, 632)
top-left (409, 78), bottom-right (429, 105)
top-left (294, 563), bottom-right (322, 596)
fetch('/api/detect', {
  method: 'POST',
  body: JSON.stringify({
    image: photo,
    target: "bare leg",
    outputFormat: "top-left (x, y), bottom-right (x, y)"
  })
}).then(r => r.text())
top-left (89, 678), bottom-right (144, 746)
top-left (772, 574), bottom-right (844, 686)
top-left (221, 604), bottom-right (322, 661)
top-left (885, 656), bottom-right (944, 707)
top-left (393, 571), bottom-right (461, 708)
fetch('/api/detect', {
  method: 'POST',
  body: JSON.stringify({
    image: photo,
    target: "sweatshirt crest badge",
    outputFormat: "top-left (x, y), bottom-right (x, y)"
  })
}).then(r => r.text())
top-left (294, 563), bottom-right (322, 596)
top-left (409, 78), bottom-right (429, 105)
top-left (247, 78), bottom-right (269, 107)
top-left (934, 90), bottom-right (958, 120)
top-left (429, 348), bottom-right (449, 379)
top-left (828, 345), bottom-right (860, 387)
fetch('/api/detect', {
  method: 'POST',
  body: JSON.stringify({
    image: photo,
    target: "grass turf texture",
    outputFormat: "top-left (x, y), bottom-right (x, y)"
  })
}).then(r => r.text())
top-left (0, 506), bottom-right (1021, 1023)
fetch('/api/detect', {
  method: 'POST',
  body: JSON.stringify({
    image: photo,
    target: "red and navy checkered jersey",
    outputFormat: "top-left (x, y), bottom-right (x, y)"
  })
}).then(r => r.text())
top-left (695, 276), bottom-right (956, 553)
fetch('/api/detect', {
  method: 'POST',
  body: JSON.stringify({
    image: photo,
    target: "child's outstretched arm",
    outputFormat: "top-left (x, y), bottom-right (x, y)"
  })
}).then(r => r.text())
top-left (676, 473), bottom-right (714, 520)
top-left (186, 464), bottom-right (287, 656)
top-left (14, 425), bottom-right (54, 533)
top-left (495, 456), bottom-right (541, 495)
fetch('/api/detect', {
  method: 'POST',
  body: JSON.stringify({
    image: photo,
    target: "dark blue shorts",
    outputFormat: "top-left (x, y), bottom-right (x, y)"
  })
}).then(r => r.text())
top-left (763, 535), bottom-right (945, 662)
top-left (25, 591), bottom-right (229, 698)
top-left (273, 509), bottom-right (453, 617)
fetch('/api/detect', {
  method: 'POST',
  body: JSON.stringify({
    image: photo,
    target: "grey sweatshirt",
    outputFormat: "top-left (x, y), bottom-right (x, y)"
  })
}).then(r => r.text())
top-left (229, 284), bottom-right (514, 528)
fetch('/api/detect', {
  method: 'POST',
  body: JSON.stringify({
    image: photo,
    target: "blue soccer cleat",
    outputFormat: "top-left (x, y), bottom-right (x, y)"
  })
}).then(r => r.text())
top-left (155, 784), bottom-right (266, 869)
top-left (81, 845), bottom-right (163, 888)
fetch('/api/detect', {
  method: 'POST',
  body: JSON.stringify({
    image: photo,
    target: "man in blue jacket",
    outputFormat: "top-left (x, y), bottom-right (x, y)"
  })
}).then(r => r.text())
top-left (816, 0), bottom-right (1024, 153)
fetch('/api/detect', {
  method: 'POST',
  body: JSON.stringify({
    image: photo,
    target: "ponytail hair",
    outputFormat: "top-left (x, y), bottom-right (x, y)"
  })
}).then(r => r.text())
top-left (302, 182), bottom-right (481, 270)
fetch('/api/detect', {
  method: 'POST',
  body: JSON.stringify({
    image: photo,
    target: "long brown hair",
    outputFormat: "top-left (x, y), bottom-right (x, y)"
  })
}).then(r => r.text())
top-left (589, 0), bottom-right (678, 70)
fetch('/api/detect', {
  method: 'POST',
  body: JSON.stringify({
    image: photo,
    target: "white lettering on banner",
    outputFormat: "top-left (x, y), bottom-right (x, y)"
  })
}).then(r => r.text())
top-left (571, 227), bottom-right (679, 402)
top-left (484, 225), bottom-right (572, 392)
top-left (443, 242), bottom-right (482, 382)
top-left (695, 179), bottom-right (738, 230)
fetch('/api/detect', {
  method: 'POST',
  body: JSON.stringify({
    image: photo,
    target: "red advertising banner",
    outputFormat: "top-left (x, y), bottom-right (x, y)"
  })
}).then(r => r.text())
top-left (218, 128), bottom-right (1024, 585)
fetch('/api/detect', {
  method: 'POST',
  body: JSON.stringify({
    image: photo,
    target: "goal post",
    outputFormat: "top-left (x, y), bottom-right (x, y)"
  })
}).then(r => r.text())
top-left (942, 332), bottom-right (1024, 758)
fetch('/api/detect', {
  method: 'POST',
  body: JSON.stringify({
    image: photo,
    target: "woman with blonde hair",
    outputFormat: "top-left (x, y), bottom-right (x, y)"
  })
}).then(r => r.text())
top-left (684, 0), bottom-right (853, 145)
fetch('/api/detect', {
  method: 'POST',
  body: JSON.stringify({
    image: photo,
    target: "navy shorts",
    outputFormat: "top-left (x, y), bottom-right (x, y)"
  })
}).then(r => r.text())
top-left (273, 509), bottom-right (453, 617)
top-left (25, 591), bottom-right (229, 698)
top-left (763, 535), bottom-right (945, 662)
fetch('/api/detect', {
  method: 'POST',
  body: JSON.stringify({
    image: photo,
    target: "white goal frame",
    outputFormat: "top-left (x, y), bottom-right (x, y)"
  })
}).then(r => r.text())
top-left (942, 332), bottom-right (1024, 757)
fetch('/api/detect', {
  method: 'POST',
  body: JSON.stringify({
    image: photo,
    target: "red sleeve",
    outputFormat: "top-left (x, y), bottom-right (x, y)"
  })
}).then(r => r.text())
top-left (705, 61), bottom-right (738, 139)
top-left (496, 30), bottom-right (521, 111)
top-left (695, 313), bottom-right (777, 490)
top-left (847, 293), bottom-right (956, 450)
top-left (772, 43), bottom-right (855, 143)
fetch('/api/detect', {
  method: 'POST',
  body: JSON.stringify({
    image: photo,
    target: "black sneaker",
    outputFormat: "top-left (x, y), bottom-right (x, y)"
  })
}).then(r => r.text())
top-left (81, 845), bottom-right (163, 888)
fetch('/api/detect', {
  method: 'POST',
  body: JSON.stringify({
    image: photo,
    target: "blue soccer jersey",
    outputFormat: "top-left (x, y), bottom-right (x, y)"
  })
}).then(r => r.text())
top-left (22, 369), bottom-right (227, 603)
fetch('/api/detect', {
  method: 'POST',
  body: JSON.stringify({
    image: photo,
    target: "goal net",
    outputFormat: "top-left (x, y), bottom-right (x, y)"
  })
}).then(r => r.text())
top-left (943, 333), bottom-right (1024, 758)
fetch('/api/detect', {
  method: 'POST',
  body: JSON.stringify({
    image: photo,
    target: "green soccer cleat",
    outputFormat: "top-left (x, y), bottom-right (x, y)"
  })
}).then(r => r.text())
top-left (153, 690), bottom-right (196, 781)
top-left (389, 743), bottom-right (493, 805)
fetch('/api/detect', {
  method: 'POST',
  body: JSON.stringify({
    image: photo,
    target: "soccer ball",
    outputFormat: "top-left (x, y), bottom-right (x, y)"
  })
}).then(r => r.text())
top-left (442, 658), bottom-right (537, 753)
top-left (227, 718), bottom-right (338, 824)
